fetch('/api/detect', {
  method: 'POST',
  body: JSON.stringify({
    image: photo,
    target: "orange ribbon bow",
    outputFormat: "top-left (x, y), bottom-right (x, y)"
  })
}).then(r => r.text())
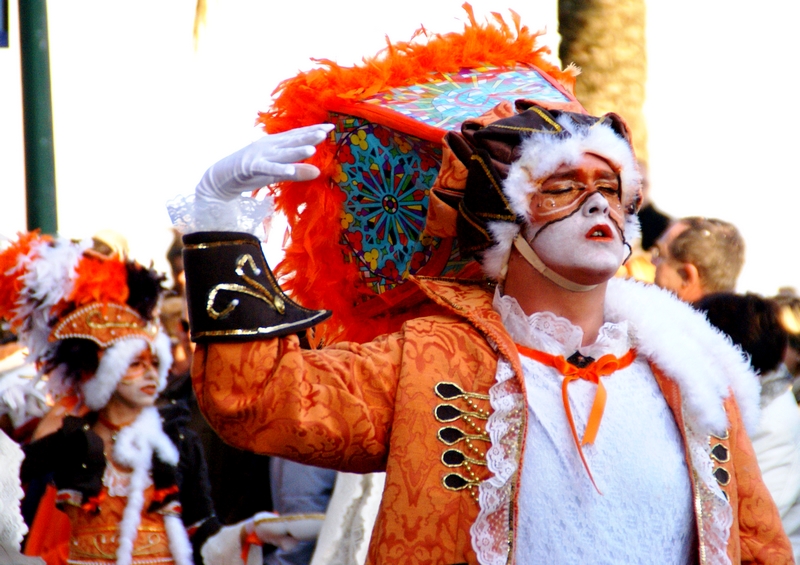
top-left (516, 344), bottom-right (637, 494)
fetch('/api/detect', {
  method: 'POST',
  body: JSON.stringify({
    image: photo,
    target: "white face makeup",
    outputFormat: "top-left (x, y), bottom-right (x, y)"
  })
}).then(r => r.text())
top-left (525, 154), bottom-right (626, 286)
top-left (112, 347), bottom-right (160, 409)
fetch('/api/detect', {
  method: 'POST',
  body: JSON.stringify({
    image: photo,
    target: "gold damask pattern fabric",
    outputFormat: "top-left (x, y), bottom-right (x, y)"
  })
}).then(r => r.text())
top-left (64, 486), bottom-right (173, 565)
top-left (193, 278), bottom-right (791, 564)
top-left (726, 395), bottom-right (794, 564)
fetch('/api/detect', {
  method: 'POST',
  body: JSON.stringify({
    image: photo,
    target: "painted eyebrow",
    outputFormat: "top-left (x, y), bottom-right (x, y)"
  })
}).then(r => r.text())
top-left (542, 171), bottom-right (578, 181)
top-left (542, 170), bottom-right (619, 183)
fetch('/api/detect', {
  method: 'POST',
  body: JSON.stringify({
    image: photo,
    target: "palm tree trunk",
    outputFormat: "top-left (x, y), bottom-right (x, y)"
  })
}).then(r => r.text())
top-left (559, 0), bottom-right (648, 162)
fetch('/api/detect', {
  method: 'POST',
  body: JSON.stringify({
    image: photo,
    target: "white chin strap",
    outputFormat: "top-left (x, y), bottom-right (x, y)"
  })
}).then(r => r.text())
top-left (512, 234), bottom-right (599, 293)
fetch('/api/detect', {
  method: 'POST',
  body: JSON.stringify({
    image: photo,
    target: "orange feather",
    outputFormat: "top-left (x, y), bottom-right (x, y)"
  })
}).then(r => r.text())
top-left (258, 6), bottom-right (571, 345)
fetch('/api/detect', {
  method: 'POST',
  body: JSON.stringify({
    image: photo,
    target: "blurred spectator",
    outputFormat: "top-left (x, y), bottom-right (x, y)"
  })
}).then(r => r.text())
top-left (268, 458), bottom-right (336, 565)
top-left (91, 228), bottom-right (130, 259)
top-left (159, 295), bottom-right (192, 378)
top-left (696, 292), bottom-right (800, 561)
top-left (166, 229), bottom-right (185, 296)
top-left (635, 160), bottom-right (671, 251)
top-left (773, 289), bottom-right (800, 400)
top-left (652, 217), bottom-right (744, 302)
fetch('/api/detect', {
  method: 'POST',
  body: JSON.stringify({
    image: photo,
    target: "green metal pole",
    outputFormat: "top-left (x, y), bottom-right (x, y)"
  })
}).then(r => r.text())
top-left (18, 0), bottom-right (57, 234)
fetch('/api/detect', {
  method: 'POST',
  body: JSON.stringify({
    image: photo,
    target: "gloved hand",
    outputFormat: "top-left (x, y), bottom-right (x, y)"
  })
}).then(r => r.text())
top-left (194, 123), bottom-right (334, 202)
top-left (202, 511), bottom-right (322, 565)
top-left (245, 510), bottom-right (324, 552)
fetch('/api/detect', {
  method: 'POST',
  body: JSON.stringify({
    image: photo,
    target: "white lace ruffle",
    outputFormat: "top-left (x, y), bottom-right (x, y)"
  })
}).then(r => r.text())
top-left (103, 459), bottom-right (154, 498)
top-left (683, 409), bottom-right (734, 565)
top-left (166, 193), bottom-right (273, 235)
top-left (492, 288), bottom-right (632, 358)
top-left (471, 359), bottom-right (525, 565)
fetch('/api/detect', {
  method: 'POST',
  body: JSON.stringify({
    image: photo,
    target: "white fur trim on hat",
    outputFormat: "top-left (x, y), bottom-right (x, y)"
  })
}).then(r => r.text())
top-left (80, 331), bottom-right (173, 411)
top-left (503, 115), bottom-right (641, 221)
top-left (481, 222), bottom-right (522, 281)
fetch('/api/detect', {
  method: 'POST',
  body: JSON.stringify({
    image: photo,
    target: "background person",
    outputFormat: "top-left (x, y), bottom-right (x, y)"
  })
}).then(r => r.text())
top-left (652, 216), bottom-right (745, 302)
top-left (697, 292), bottom-right (800, 562)
top-left (772, 290), bottom-right (800, 400)
top-left (0, 233), bottom-right (305, 565)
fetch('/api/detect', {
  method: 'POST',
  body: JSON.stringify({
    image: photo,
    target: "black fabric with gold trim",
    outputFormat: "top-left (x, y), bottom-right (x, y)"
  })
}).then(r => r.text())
top-left (449, 101), bottom-right (632, 258)
top-left (182, 231), bottom-right (331, 342)
top-left (709, 430), bottom-right (732, 500)
top-left (433, 382), bottom-right (491, 501)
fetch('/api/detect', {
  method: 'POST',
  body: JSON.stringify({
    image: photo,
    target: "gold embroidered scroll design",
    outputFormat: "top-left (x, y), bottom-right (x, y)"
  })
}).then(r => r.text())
top-left (207, 254), bottom-right (286, 320)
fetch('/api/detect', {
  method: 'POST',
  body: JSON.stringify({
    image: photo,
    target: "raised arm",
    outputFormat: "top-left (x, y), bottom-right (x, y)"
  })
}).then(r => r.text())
top-left (177, 126), bottom-right (402, 474)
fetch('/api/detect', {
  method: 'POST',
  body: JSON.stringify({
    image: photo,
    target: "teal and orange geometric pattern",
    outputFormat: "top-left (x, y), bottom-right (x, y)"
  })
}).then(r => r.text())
top-left (332, 115), bottom-right (444, 294)
top-left (362, 66), bottom-right (570, 130)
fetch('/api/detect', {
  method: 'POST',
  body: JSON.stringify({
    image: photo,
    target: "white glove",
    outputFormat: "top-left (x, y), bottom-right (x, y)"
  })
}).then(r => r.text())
top-left (200, 511), bottom-right (324, 565)
top-left (246, 510), bottom-right (324, 549)
top-left (195, 123), bottom-right (335, 202)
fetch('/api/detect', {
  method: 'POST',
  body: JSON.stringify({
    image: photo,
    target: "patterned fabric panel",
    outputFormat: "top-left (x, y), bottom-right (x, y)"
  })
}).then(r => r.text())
top-left (333, 115), bottom-right (446, 294)
top-left (361, 66), bottom-right (570, 130)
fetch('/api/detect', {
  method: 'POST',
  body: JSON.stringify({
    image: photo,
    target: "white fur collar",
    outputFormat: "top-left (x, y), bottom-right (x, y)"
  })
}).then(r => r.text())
top-left (605, 277), bottom-right (761, 436)
top-left (110, 407), bottom-right (188, 565)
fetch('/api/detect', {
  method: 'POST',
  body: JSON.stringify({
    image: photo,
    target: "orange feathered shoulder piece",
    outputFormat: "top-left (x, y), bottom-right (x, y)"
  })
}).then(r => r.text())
top-left (258, 5), bottom-right (581, 345)
top-left (0, 231), bottom-right (51, 327)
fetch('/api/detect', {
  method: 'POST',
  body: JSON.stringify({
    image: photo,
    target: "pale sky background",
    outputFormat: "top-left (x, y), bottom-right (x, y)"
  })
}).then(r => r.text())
top-left (1, 0), bottom-right (798, 295)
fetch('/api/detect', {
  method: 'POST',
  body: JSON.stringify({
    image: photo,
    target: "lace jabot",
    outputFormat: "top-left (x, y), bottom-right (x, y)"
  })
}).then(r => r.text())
top-left (474, 287), bottom-right (696, 565)
top-left (492, 287), bottom-right (633, 358)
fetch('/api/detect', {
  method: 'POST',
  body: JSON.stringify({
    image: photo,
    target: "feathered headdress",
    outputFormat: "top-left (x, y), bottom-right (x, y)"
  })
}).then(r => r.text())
top-left (259, 5), bottom-right (584, 345)
top-left (0, 232), bottom-right (171, 410)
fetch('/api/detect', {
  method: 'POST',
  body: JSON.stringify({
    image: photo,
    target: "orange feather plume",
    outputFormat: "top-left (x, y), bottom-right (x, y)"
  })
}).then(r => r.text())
top-left (0, 231), bottom-right (51, 326)
top-left (67, 255), bottom-right (129, 308)
top-left (258, 5), bottom-right (575, 345)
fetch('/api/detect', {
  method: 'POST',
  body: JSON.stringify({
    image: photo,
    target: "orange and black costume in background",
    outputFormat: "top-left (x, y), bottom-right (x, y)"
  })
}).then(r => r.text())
top-left (190, 275), bottom-right (792, 564)
top-left (20, 401), bottom-right (220, 565)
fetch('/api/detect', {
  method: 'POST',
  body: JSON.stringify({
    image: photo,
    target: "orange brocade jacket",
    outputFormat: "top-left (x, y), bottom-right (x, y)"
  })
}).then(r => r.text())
top-left (191, 277), bottom-right (792, 565)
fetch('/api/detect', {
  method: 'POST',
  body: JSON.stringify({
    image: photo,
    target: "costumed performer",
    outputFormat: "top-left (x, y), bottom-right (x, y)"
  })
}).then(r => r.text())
top-left (168, 12), bottom-right (792, 565)
top-left (0, 233), bottom-right (317, 565)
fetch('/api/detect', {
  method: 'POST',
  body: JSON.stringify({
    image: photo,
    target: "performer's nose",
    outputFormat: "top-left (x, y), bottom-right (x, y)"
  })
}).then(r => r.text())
top-left (582, 192), bottom-right (610, 217)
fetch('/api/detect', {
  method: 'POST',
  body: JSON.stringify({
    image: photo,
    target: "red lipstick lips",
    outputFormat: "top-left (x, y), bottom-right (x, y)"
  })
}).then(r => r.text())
top-left (586, 224), bottom-right (613, 240)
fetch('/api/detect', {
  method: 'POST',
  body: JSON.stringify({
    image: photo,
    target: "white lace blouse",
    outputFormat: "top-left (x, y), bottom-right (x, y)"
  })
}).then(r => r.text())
top-left (490, 290), bottom-right (696, 564)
